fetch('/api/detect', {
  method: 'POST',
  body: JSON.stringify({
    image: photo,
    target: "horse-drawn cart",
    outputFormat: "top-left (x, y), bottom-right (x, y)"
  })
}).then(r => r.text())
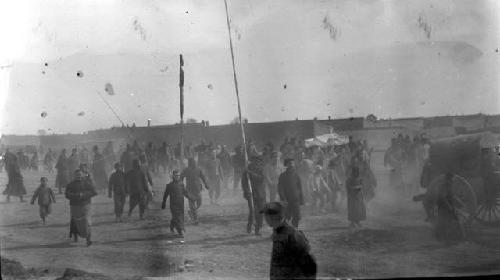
top-left (419, 132), bottom-right (500, 226)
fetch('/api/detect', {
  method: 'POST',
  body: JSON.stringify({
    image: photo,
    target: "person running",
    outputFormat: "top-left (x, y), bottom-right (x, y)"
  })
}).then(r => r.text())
top-left (180, 158), bottom-right (209, 225)
top-left (65, 169), bottom-right (97, 246)
top-left (125, 159), bottom-right (149, 220)
top-left (108, 162), bottom-right (127, 222)
top-left (161, 170), bottom-right (194, 238)
top-left (31, 177), bottom-right (56, 224)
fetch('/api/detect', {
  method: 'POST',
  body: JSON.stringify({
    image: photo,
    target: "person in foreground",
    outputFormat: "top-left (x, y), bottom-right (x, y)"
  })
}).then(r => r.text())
top-left (162, 170), bottom-right (194, 238)
top-left (31, 177), bottom-right (56, 224)
top-left (65, 169), bottom-right (97, 246)
top-left (262, 201), bottom-right (317, 280)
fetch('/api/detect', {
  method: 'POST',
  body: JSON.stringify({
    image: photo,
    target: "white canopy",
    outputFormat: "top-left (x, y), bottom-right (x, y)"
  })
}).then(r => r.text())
top-left (304, 133), bottom-right (349, 148)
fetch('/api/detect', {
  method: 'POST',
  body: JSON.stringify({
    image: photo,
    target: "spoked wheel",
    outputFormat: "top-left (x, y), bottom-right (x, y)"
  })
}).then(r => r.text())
top-left (428, 174), bottom-right (477, 228)
top-left (475, 196), bottom-right (500, 225)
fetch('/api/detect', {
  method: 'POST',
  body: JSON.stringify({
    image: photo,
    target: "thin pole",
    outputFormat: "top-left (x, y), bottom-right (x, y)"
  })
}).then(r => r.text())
top-left (97, 91), bottom-right (134, 141)
top-left (223, 0), bottom-right (253, 210)
top-left (179, 54), bottom-right (185, 168)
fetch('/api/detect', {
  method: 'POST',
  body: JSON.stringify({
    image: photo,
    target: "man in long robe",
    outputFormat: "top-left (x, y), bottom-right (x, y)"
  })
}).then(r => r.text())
top-left (55, 149), bottom-right (69, 194)
top-left (92, 146), bottom-right (108, 193)
top-left (65, 169), bottom-right (97, 246)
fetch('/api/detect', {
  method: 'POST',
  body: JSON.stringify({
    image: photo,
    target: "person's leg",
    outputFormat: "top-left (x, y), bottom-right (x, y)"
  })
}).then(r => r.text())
top-left (254, 199), bottom-right (264, 235)
top-left (128, 194), bottom-right (138, 217)
top-left (215, 180), bottom-right (221, 203)
top-left (139, 195), bottom-right (146, 219)
top-left (246, 197), bottom-right (253, 233)
top-left (292, 203), bottom-right (300, 228)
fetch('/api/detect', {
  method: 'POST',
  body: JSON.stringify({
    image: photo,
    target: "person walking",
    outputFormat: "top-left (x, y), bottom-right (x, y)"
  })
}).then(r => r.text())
top-left (161, 170), bottom-right (194, 238)
top-left (180, 158), bottom-right (209, 225)
top-left (108, 162), bottom-right (127, 222)
top-left (278, 158), bottom-right (304, 228)
top-left (65, 169), bottom-right (97, 246)
top-left (31, 177), bottom-right (56, 224)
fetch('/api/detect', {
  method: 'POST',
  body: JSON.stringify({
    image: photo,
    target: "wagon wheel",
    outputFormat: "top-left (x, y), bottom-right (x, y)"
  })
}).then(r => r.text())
top-left (475, 188), bottom-right (500, 225)
top-left (428, 174), bottom-right (477, 228)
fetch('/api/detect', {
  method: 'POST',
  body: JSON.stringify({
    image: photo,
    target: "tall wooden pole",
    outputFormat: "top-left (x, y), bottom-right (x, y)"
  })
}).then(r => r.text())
top-left (223, 0), bottom-right (253, 212)
top-left (179, 54), bottom-right (185, 168)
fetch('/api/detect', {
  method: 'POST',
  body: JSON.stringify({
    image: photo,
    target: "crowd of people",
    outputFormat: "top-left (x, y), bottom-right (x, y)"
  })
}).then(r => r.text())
top-left (4, 132), bottom-right (480, 278)
top-left (384, 133), bottom-right (431, 196)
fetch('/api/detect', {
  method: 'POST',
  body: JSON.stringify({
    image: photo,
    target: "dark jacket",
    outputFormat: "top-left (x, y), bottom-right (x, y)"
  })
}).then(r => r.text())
top-left (125, 169), bottom-right (149, 195)
top-left (162, 181), bottom-right (191, 211)
top-left (31, 185), bottom-right (56, 205)
top-left (270, 222), bottom-right (316, 280)
top-left (242, 161), bottom-right (266, 202)
top-left (180, 167), bottom-right (208, 194)
top-left (108, 170), bottom-right (127, 196)
top-left (278, 168), bottom-right (304, 205)
top-left (65, 179), bottom-right (97, 206)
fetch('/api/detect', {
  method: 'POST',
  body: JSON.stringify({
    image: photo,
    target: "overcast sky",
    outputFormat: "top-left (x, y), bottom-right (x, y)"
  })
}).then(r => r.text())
top-left (0, 0), bottom-right (499, 135)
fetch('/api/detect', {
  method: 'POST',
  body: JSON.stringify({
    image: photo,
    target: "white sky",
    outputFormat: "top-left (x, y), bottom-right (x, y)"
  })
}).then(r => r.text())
top-left (0, 0), bottom-right (499, 135)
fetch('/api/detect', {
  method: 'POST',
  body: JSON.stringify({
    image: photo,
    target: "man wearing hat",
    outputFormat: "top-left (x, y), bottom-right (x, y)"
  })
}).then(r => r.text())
top-left (162, 170), bottom-right (193, 237)
top-left (278, 158), bottom-right (304, 227)
top-left (261, 201), bottom-right (317, 279)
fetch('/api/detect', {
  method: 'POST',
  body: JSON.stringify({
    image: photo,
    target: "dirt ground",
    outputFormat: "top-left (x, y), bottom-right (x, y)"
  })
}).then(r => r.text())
top-left (1, 153), bottom-right (500, 279)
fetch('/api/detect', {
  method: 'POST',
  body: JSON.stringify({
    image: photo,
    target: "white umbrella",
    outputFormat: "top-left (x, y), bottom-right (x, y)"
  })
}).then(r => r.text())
top-left (304, 133), bottom-right (349, 148)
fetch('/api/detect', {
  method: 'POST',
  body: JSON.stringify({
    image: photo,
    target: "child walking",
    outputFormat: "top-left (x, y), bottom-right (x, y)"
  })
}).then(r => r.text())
top-left (31, 177), bottom-right (56, 224)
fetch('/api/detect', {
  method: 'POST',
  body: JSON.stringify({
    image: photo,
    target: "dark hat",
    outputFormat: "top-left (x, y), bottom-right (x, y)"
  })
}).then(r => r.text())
top-left (260, 201), bottom-right (287, 215)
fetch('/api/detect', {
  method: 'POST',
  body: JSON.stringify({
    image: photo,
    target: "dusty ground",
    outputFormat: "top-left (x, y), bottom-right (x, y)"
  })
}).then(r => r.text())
top-left (1, 154), bottom-right (500, 279)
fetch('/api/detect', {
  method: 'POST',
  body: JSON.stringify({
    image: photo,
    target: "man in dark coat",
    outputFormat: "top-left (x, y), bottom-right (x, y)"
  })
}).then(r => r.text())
top-left (180, 158), bottom-right (209, 225)
top-left (55, 149), bottom-right (69, 194)
top-left (92, 146), bottom-right (108, 193)
top-left (162, 170), bottom-right (193, 237)
top-left (126, 159), bottom-right (149, 219)
top-left (262, 201), bottom-right (317, 280)
top-left (65, 169), bottom-right (97, 246)
top-left (108, 162), bottom-right (127, 222)
top-left (278, 158), bottom-right (304, 228)
top-left (242, 155), bottom-right (267, 235)
top-left (67, 148), bottom-right (80, 176)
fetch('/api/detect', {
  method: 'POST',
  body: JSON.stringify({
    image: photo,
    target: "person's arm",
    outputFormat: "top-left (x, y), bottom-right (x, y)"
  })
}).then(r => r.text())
top-left (161, 184), bottom-right (169, 209)
top-left (141, 173), bottom-right (149, 193)
top-left (84, 182), bottom-right (98, 199)
top-left (278, 174), bottom-right (286, 201)
top-left (199, 170), bottom-right (209, 190)
top-left (146, 170), bottom-right (153, 187)
top-left (108, 173), bottom-right (114, 198)
top-left (31, 188), bottom-right (39, 204)
top-left (182, 185), bottom-right (193, 201)
top-left (49, 189), bottom-right (56, 203)
top-left (241, 172), bottom-right (251, 200)
top-left (297, 174), bottom-right (304, 205)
